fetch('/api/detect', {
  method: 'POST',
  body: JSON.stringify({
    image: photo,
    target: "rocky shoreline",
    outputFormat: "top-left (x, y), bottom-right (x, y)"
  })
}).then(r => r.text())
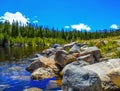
top-left (26, 42), bottom-right (120, 91)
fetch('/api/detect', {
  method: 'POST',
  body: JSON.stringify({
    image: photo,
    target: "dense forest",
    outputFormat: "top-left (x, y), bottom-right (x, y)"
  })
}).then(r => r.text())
top-left (0, 21), bottom-right (120, 47)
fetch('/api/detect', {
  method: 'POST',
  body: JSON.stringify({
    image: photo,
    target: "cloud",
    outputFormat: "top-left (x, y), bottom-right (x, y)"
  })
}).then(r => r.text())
top-left (71, 23), bottom-right (91, 31)
top-left (110, 24), bottom-right (119, 29)
top-left (34, 16), bottom-right (38, 18)
top-left (0, 12), bottom-right (29, 26)
top-left (33, 20), bottom-right (38, 23)
top-left (65, 26), bottom-right (70, 28)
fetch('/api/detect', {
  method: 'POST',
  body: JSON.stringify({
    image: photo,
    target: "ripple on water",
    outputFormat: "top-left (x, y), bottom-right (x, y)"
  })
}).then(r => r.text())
top-left (0, 59), bottom-right (61, 91)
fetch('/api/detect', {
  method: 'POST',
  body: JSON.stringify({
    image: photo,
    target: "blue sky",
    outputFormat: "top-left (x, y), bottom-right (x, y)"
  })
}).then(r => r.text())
top-left (0, 0), bottom-right (120, 31)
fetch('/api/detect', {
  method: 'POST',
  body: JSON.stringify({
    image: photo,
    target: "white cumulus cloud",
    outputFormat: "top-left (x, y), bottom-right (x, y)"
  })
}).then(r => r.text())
top-left (0, 12), bottom-right (29, 26)
top-left (33, 20), bottom-right (38, 23)
top-left (110, 24), bottom-right (119, 29)
top-left (64, 26), bottom-right (70, 28)
top-left (71, 23), bottom-right (91, 31)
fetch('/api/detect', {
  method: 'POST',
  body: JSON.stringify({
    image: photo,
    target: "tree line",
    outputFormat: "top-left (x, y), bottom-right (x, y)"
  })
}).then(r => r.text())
top-left (0, 21), bottom-right (120, 47)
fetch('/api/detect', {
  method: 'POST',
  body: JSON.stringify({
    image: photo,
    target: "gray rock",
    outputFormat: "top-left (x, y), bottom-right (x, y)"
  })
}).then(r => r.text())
top-left (29, 57), bottom-right (40, 61)
top-left (41, 48), bottom-right (56, 57)
top-left (56, 46), bottom-right (63, 51)
top-left (62, 61), bottom-right (89, 74)
top-left (80, 46), bottom-right (101, 62)
top-left (63, 42), bottom-right (77, 49)
top-left (35, 54), bottom-right (42, 58)
top-left (49, 55), bottom-right (55, 60)
top-left (64, 42), bottom-right (87, 50)
top-left (62, 59), bottom-right (120, 91)
top-left (77, 54), bottom-right (94, 64)
top-left (80, 45), bottom-right (89, 51)
top-left (31, 67), bottom-right (55, 80)
top-left (52, 44), bottom-right (62, 48)
top-left (26, 56), bottom-right (57, 73)
top-left (54, 50), bottom-right (76, 67)
top-left (54, 50), bottom-right (68, 67)
top-left (62, 67), bottom-right (102, 91)
top-left (29, 54), bottom-right (43, 61)
top-left (82, 59), bottom-right (120, 91)
top-left (69, 44), bottom-right (81, 54)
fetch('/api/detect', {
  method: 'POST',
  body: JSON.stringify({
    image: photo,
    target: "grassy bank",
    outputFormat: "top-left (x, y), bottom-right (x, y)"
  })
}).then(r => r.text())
top-left (76, 36), bottom-right (120, 59)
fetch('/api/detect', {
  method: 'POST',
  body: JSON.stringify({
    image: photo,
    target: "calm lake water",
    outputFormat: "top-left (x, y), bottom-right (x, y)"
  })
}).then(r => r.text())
top-left (0, 47), bottom-right (61, 91)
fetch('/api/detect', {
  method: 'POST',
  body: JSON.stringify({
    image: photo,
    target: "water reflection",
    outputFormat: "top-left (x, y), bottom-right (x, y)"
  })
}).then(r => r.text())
top-left (0, 46), bottom-right (45, 61)
top-left (0, 47), bottom-right (61, 91)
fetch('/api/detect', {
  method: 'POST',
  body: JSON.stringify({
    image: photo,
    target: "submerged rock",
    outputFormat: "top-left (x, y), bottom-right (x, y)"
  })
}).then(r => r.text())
top-left (62, 68), bottom-right (102, 91)
top-left (24, 87), bottom-right (43, 91)
top-left (46, 80), bottom-right (62, 90)
top-left (10, 76), bottom-right (30, 81)
top-left (31, 67), bottom-right (55, 80)
top-left (8, 66), bottom-right (22, 71)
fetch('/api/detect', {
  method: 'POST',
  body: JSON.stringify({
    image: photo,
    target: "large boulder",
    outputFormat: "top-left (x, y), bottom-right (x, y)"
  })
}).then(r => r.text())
top-left (62, 60), bottom-right (89, 74)
top-left (31, 67), bottom-right (55, 80)
top-left (80, 46), bottom-right (101, 62)
top-left (54, 50), bottom-right (76, 67)
top-left (62, 68), bottom-right (102, 91)
top-left (62, 59), bottom-right (120, 91)
top-left (77, 54), bottom-right (95, 64)
top-left (69, 44), bottom-right (81, 54)
top-left (82, 59), bottom-right (120, 91)
top-left (63, 42), bottom-right (77, 49)
top-left (26, 56), bottom-right (57, 73)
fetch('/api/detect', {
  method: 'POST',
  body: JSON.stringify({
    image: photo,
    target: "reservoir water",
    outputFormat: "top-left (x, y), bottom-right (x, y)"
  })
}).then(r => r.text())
top-left (0, 47), bottom-right (61, 91)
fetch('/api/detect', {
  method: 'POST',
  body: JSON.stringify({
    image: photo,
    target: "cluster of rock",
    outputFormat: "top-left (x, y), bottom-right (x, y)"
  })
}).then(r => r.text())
top-left (26, 42), bottom-right (120, 91)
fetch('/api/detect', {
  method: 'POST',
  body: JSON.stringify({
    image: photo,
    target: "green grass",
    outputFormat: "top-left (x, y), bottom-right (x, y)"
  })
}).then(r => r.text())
top-left (115, 50), bottom-right (120, 58)
top-left (77, 36), bottom-right (120, 59)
